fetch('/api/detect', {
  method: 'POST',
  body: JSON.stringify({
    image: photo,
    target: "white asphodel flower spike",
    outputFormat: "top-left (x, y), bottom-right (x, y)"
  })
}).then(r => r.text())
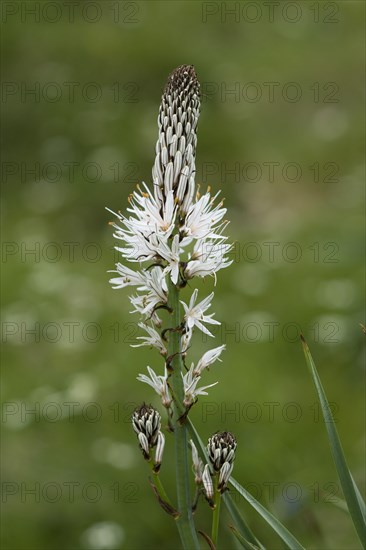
top-left (108, 65), bottom-right (232, 411)
top-left (108, 67), bottom-right (238, 547)
top-left (108, 65), bottom-right (231, 303)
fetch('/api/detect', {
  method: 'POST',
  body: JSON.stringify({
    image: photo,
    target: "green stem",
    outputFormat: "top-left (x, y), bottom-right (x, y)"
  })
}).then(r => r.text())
top-left (150, 466), bottom-right (173, 508)
top-left (167, 279), bottom-right (200, 550)
top-left (211, 478), bottom-right (221, 547)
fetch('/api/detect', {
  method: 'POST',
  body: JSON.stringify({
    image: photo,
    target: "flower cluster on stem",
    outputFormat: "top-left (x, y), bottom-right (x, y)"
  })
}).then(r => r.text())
top-left (108, 65), bottom-right (233, 549)
top-left (108, 65), bottom-right (232, 412)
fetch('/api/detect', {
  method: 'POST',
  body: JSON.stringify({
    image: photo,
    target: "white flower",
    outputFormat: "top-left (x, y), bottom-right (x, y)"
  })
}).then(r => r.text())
top-left (127, 266), bottom-right (168, 319)
top-left (184, 238), bottom-right (232, 281)
top-left (108, 264), bottom-right (167, 302)
top-left (194, 345), bottom-right (226, 376)
top-left (132, 323), bottom-right (167, 356)
top-left (159, 234), bottom-right (181, 284)
top-left (112, 226), bottom-right (164, 264)
top-left (182, 365), bottom-right (218, 407)
top-left (138, 187), bottom-right (176, 232)
top-left (180, 191), bottom-right (227, 241)
top-left (181, 289), bottom-right (220, 337)
top-left (108, 263), bottom-right (146, 289)
top-left (140, 266), bottom-right (168, 303)
top-left (137, 366), bottom-right (172, 407)
top-left (107, 185), bottom-right (179, 267)
top-left (129, 295), bottom-right (162, 327)
top-left (110, 183), bottom-right (176, 237)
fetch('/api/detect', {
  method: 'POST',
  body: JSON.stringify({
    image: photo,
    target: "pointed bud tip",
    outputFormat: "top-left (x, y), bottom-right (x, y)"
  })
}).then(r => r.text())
top-left (133, 402), bottom-right (155, 417)
top-left (164, 65), bottom-right (199, 94)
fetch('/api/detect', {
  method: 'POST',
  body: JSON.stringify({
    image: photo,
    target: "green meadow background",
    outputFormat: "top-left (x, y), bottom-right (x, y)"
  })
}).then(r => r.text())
top-left (2, 1), bottom-right (364, 549)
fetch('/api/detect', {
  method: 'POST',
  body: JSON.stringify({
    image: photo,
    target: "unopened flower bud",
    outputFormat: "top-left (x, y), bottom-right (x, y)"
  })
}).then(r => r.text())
top-left (218, 460), bottom-right (234, 490)
top-left (202, 464), bottom-right (214, 503)
top-left (132, 403), bottom-right (161, 460)
top-left (190, 440), bottom-right (204, 484)
top-left (154, 431), bottom-right (166, 472)
top-left (153, 65), bottom-right (200, 209)
top-left (207, 431), bottom-right (237, 491)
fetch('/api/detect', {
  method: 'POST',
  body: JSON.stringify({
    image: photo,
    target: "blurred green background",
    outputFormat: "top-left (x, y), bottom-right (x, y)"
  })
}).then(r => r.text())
top-left (2, 1), bottom-right (365, 549)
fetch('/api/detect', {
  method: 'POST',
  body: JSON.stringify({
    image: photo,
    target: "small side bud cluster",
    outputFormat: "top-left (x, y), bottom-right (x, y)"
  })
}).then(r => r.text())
top-left (132, 403), bottom-right (165, 472)
top-left (207, 431), bottom-right (237, 492)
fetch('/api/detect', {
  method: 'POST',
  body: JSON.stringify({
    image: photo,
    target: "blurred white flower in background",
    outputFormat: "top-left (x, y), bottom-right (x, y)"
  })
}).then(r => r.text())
top-left (80, 521), bottom-right (125, 550)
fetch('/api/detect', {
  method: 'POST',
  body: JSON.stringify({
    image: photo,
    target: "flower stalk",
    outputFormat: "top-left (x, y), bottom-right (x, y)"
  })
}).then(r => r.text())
top-left (211, 477), bottom-right (222, 547)
top-left (167, 279), bottom-right (200, 548)
top-left (108, 65), bottom-right (232, 549)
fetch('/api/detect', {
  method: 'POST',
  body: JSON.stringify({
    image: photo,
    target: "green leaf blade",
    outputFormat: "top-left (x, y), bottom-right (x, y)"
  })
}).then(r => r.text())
top-left (229, 477), bottom-right (305, 550)
top-left (223, 492), bottom-right (265, 550)
top-left (301, 335), bottom-right (366, 548)
top-left (229, 525), bottom-right (261, 550)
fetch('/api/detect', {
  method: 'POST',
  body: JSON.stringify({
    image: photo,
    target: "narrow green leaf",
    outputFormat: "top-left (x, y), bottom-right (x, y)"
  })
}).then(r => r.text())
top-left (229, 477), bottom-right (305, 550)
top-left (301, 335), bottom-right (366, 548)
top-left (229, 525), bottom-right (261, 550)
top-left (324, 479), bottom-right (365, 516)
top-left (223, 492), bottom-right (265, 549)
top-left (352, 476), bottom-right (366, 520)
